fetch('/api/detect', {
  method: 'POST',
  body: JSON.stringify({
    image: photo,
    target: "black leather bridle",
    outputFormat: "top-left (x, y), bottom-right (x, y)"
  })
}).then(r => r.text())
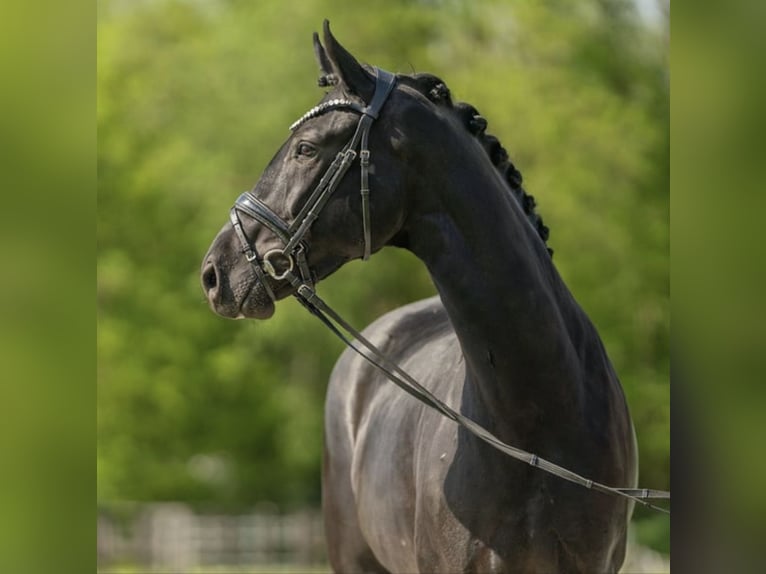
top-left (226, 67), bottom-right (670, 514)
top-left (229, 67), bottom-right (397, 301)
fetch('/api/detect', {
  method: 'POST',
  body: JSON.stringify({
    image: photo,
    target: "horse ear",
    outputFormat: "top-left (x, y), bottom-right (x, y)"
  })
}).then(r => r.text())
top-left (313, 32), bottom-right (337, 87)
top-left (322, 20), bottom-right (375, 101)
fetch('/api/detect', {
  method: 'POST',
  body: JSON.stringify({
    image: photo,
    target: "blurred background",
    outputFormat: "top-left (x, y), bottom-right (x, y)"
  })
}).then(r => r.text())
top-left (97, 0), bottom-right (669, 571)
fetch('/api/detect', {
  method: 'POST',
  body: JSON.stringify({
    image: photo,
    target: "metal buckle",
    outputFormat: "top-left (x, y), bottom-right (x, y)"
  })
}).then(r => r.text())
top-left (262, 248), bottom-right (295, 280)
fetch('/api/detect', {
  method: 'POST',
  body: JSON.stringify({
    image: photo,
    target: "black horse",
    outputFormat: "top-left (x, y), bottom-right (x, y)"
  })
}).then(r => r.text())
top-left (202, 22), bottom-right (637, 574)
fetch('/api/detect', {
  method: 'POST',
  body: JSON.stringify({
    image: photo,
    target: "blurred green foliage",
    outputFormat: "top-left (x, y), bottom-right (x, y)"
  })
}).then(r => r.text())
top-left (98, 0), bottom-right (668, 551)
top-left (1, 0), bottom-right (94, 571)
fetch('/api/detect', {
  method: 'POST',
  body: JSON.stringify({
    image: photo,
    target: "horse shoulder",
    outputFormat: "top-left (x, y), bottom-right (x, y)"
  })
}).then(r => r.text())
top-left (326, 295), bottom-right (452, 432)
top-left (323, 295), bottom-right (459, 572)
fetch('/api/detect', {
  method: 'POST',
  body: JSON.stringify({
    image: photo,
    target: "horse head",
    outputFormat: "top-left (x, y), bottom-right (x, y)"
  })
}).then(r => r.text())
top-left (202, 21), bottom-right (552, 320)
top-left (201, 21), bottom-right (430, 319)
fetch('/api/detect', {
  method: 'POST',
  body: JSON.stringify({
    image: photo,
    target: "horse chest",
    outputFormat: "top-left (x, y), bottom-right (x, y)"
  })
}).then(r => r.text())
top-left (413, 478), bottom-right (593, 573)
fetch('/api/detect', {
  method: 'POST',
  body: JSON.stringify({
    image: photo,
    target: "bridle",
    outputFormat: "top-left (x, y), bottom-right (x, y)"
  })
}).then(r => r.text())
top-left (229, 67), bottom-right (397, 301)
top-left (226, 67), bottom-right (670, 514)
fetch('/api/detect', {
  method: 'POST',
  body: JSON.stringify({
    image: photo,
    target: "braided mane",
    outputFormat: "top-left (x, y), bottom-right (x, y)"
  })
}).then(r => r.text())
top-left (408, 73), bottom-right (553, 257)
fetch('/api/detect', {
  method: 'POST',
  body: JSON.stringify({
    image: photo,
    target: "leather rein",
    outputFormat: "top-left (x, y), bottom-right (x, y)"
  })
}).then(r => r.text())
top-left (229, 67), bottom-right (670, 515)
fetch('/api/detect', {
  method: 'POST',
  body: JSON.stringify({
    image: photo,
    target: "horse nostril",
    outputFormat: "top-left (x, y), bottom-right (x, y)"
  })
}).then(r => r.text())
top-left (202, 263), bottom-right (218, 294)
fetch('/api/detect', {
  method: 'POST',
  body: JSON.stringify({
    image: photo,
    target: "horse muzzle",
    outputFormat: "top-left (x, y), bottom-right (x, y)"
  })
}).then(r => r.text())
top-left (201, 256), bottom-right (277, 320)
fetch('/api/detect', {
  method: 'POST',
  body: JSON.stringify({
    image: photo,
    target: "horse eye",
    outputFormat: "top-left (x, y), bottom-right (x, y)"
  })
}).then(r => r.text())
top-left (297, 142), bottom-right (317, 157)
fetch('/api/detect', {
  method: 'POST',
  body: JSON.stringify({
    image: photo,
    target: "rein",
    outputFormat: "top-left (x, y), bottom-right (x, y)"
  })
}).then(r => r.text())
top-left (230, 67), bottom-right (670, 515)
top-left (294, 283), bottom-right (670, 515)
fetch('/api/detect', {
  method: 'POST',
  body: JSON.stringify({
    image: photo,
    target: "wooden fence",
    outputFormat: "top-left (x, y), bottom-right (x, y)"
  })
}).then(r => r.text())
top-left (98, 503), bottom-right (668, 573)
top-left (98, 503), bottom-right (327, 571)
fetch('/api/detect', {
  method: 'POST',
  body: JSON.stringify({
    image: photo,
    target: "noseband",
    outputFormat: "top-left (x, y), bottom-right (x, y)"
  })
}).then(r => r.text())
top-left (229, 67), bottom-right (397, 301)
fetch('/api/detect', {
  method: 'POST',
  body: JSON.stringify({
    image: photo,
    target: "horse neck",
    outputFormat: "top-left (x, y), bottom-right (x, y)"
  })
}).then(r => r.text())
top-left (405, 139), bottom-right (590, 433)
